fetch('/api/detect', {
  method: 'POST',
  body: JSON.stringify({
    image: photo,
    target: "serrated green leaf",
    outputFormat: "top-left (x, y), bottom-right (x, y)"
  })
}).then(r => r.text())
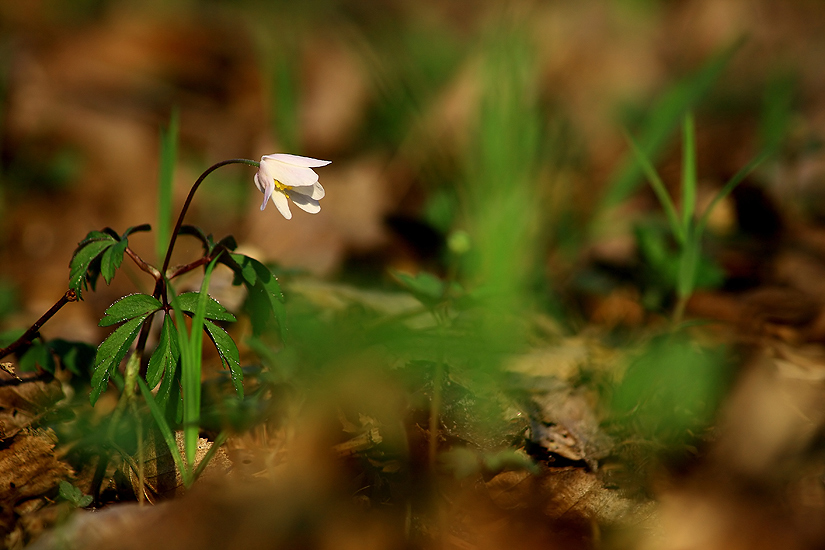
top-left (204, 320), bottom-right (243, 398)
top-left (226, 253), bottom-right (258, 287)
top-left (90, 315), bottom-right (148, 405)
top-left (77, 230), bottom-right (113, 246)
top-left (223, 254), bottom-right (286, 337)
top-left (100, 238), bottom-right (128, 284)
top-left (99, 294), bottom-right (162, 327)
top-left (58, 480), bottom-right (93, 508)
top-left (58, 481), bottom-right (81, 502)
top-left (69, 235), bottom-right (117, 299)
top-left (146, 314), bottom-right (180, 389)
top-left (176, 292), bottom-right (236, 322)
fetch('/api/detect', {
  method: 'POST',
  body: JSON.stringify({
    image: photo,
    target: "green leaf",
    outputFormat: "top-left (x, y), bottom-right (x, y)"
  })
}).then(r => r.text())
top-left (176, 292), bottom-right (237, 322)
top-left (391, 270), bottom-right (461, 308)
top-left (178, 225), bottom-right (210, 253)
top-left (213, 235), bottom-right (238, 254)
top-left (19, 341), bottom-right (55, 373)
top-left (48, 339), bottom-right (96, 377)
top-left (78, 230), bottom-right (113, 245)
top-left (58, 480), bottom-right (93, 508)
top-left (222, 254), bottom-right (286, 337)
top-left (392, 271), bottom-right (444, 299)
top-left (90, 315), bottom-right (148, 405)
top-left (203, 320), bottom-right (243, 398)
top-left (146, 314), bottom-right (180, 389)
top-left (100, 237), bottom-right (128, 284)
top-left (68, 232), bottom-right (117, 299)
top-left (99, 294), bottom-right (162, 327)
top-left (123, 224), bottom-right (151, 238)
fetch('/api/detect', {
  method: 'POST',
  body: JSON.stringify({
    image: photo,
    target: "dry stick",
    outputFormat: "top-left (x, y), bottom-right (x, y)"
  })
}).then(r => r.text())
top-left (0, 289), bottom-right (78, 361)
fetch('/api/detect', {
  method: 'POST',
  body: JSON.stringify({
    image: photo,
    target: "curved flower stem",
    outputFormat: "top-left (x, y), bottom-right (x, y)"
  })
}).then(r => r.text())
top-left (139, 158), bottom-right (259, 367)
top-left (158, 158), bottom-right (259, 292)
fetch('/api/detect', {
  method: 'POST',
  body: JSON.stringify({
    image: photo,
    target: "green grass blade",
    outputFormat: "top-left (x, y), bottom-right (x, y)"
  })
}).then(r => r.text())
top-left (598, 39), bottom-right (742, 212)
top-left (137, 376), bottom-right (188, 487)
top-left (166, 281), bottom-right (192, 477)
top-left (695, 151), bottom-right (769, 238)
top-left (192, 430), bottom-right (228, 482)
top-left (180, 258), bottom-right (218, 476)
top-left (759, 73), bottom-right (795, 156)
top-left (624, 129), bottom-right (685, 245)
top-left (272, 56), bottom-right (299, 154)
top-left (156, 108), bottom-right (179, 262)
top-left (681, 112), bottom-right (697, 232)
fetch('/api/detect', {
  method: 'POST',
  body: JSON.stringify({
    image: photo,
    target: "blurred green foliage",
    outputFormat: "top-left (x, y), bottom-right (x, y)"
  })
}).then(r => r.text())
top-left (611, 332), bottom-right (731, 445)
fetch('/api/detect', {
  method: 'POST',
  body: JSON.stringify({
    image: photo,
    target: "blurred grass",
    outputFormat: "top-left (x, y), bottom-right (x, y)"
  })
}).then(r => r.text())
top-left (597, 38), bottom-right (742, 217)
top-left (461, 25), bottom-right (541, 353)
top-left (156, 108), bottom-right (179, 263)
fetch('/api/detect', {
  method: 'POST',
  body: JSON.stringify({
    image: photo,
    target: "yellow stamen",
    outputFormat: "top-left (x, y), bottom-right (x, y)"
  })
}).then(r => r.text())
top-left (274, 179), bottom-right (293, 198)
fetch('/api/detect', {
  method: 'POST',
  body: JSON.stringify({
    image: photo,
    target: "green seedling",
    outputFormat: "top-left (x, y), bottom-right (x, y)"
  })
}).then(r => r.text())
top-left (58, 480), bottom-right (93, 509)
top-left (626, 112), bottom-right (767, 322)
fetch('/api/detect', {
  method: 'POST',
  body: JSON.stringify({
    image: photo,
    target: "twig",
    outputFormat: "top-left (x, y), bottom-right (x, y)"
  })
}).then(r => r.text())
top-left (0, 289), bottom-right (78, 361)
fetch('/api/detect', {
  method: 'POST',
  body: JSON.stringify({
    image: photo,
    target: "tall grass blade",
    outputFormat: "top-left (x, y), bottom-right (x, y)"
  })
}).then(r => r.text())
top-left (624, 130), bottom-right (685, 245)
top-left (137, 376), bottom-right (188, 487)
top-left (695, 151), bottom-right (769, 238)
top-left (156, 108), bottom-right (179, 262)
top-left (183, 258), bottom-right (218, 474)
top-left (598, 39), bottom-right (742, 213)
top-left (680, 113), bottom-right (697, 232)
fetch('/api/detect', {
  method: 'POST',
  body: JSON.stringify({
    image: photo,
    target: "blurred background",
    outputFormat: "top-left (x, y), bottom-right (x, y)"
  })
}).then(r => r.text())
top-left (1, 0), bottom-right (823, 338)
top-left (3, 1), bottom-right (825, 548)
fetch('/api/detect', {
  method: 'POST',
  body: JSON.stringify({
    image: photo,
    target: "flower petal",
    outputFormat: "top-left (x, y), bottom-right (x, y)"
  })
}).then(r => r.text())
top-left (291, 193), bottom-right (321, 214)
top-left (270, 190), bottom-right (292, 220)
top-left (259, 159), bottom-right (319, 189)
top-left (310, 182), bottom-right (325, 200)
top-left (255, 173), bottom-right (273, 210)
top-left (262, 153), bottom-right (331, 168)
top-left (291, 182), bottom-right (325, 200)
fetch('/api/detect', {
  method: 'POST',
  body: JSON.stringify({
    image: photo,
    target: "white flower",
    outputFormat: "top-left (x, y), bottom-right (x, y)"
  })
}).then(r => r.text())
top-left (254, 153), bottom-right (331, 220)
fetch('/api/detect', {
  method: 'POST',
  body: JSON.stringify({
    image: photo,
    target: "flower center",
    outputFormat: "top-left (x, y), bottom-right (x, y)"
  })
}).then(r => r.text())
top-left (274, 179), bottom-right (293, 198)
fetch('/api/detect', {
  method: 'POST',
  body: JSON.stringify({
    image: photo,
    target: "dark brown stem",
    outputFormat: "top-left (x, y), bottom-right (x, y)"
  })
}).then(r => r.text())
top-left (158, 158), bottom-right (259, 287)
top-left (167, 257), bottom-right (211, 280)
top-left (0, 289), bottom-right (78, 360)
top-left (138, 159), bottom-right (257, 367)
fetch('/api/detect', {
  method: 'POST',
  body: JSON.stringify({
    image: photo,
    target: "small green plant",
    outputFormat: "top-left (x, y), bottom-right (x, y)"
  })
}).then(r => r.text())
top-left (0, 127), bottom-right (331, 491)
top-left (626, 112), bottom-right (766, 322)
top-left (57, 480), bottom-right (93, 509)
